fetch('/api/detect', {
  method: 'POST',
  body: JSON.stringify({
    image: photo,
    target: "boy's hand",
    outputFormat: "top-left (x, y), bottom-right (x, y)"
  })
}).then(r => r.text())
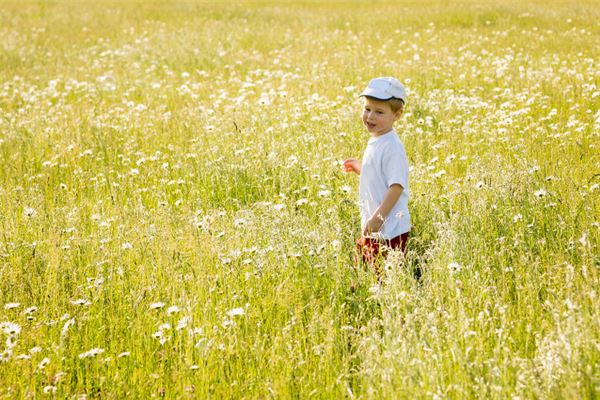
top-left (343, 159), bottom-right (361, 175)
top-left (362, 215), bottom-right (383, 236)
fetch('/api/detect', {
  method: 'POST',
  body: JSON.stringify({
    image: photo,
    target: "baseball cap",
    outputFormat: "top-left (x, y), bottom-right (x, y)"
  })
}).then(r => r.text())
top-left (359, 77), bottom-right (407, 103)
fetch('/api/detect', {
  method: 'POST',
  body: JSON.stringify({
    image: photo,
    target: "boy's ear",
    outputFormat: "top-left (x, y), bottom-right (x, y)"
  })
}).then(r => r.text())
top-left (394, 109), bottom-right (403, 120)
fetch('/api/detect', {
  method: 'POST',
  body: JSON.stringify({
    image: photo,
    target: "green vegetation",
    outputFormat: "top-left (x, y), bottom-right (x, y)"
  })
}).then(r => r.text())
top-left (0, 0), bottom-right (598, 398)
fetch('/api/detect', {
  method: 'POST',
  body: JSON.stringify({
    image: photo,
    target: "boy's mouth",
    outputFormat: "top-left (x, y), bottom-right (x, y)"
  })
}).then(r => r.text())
top-left (366, 122), bottom-right (376, 129)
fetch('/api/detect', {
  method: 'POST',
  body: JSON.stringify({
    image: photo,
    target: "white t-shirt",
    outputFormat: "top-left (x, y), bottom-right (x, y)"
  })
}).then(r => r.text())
top-left (359, 128), bottom-right (411, 239)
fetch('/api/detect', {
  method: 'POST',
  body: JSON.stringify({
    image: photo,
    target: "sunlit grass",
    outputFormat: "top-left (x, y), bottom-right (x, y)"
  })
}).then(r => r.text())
top-left (1, 0), bottom-right (599, 398)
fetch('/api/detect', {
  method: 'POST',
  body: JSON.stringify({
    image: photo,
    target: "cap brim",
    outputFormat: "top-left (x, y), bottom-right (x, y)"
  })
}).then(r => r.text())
top-left (358, 88), bottom-right (394, 100)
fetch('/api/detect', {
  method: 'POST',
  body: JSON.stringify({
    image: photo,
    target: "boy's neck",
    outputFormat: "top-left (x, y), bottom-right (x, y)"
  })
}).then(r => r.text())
top-left (370, 128), bottom-right (394, 138)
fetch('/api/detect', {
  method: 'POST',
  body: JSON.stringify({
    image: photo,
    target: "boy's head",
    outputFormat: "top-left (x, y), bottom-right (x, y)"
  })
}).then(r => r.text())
top-left (359, 77), bottom-right (406, 136)
top-left (360, 77), bottom-right (406, 108)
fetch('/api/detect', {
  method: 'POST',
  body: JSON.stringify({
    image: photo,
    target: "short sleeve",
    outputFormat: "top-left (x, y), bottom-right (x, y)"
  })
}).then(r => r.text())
top-left (382, 143), bottom-right (408, 190)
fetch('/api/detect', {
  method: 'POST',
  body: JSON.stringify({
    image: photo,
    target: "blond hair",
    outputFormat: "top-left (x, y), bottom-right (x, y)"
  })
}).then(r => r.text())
top-left (388, 98), bottom-right (405, 114)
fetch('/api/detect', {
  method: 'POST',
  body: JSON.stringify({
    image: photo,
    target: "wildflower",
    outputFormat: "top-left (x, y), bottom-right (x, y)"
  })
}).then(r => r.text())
top-left (61, 318), bottom-right (75, 339)
top-left (296, 198), bottom-right (308, 206)
top-left (317, 190), bottom-right (331, 198)
top-left (78, 348), bottom-right (104, 359)
top-left (579, 233), bottom-right (588, 247)
top-left (226, 307), bottom-right (245, 317)
top-left (117, 352), bottom-right (130, 358)
top-left (340, 185), bottom-right (352, 193)
top-left (153, 329), bottom-right (170, 345)
top-left (448, 262), bottom-right (461, 273)
top-left (191, 327), bottom-right (203, 336)
top-left (70, 298), bottom-right (91, 306)
top-left (272, 204), bottom-right (286, 212)
top-left (433, 169), bottom-right (446, 179)
top-left (53, 371), bottom-right (67, 383)
top-left (1, 346), bottom-right (13, 361)
top-left (534, 189), bottom-right (547, 198)
top-left (166, 305), bottom-right (180, 315)
top-left (368, 285), bottom-right (380, 295)
top-left (24, 207), bottom-right (36, 217)
top-left (43, 386), bottom-right (57, 394)
top-left (4, 303), bottom-right (20, 310)
top-left (39, 357), bottom-right (50, 369)
top-left (149, 302), bottom-right (165, 310)
top-left (513, 214), bottom-right (523, 223)
top-left (0, 322), bottom-right (21, 336)
top-left (176, 316), bottom-right (191, 331)
top-left (121, 242), bottom-right (133, 250)
top-left (195, 337), bottom-right (209, 349)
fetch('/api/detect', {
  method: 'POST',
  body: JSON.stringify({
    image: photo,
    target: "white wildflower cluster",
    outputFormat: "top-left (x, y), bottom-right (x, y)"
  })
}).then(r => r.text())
top-left (222, 306), bottom-right (248, 329)
top-left (148, 301), bottom-right (193, 345)
top-left (153, 323), bottom-right (172, 345)
top-left (0, 321), bottom-right (22, 363)
top-left (70, 298), bottom-right (91, 307)
top-left (61, 318), bottom-right (76, 339)
top-left (78, 348), bottom-right (105, 359)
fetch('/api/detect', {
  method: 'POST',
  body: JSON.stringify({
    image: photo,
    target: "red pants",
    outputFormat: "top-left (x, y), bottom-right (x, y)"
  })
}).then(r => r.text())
top-left (355, 232), bottom-right (409, 275)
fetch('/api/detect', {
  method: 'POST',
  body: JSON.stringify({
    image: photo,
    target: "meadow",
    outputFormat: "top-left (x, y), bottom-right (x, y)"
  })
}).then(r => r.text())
top-left (0, 0), bottom-right (599, 398)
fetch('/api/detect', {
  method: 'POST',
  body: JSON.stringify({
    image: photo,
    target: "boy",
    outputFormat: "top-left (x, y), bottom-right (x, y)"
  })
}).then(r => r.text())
top-left (343, 77), bottom-right (410, 277)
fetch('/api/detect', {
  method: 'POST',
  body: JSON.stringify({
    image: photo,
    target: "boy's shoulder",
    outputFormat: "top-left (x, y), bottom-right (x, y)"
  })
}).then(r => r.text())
top-left (382, 134), bottom-right (407, 156)
top-left (381, 131), bottom-right (404, 147)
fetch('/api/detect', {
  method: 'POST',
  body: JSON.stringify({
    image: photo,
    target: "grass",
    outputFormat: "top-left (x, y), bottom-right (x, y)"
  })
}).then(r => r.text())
top-left (0, 0), bottom-right (599, 398)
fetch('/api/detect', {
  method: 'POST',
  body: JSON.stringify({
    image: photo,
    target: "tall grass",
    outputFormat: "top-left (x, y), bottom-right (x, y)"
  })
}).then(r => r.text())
top-left (1, 0), bottom-right (599, 398)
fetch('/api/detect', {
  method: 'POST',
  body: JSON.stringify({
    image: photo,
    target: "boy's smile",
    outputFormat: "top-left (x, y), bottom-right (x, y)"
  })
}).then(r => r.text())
top-left (362, 97), bottom-right (401, 137)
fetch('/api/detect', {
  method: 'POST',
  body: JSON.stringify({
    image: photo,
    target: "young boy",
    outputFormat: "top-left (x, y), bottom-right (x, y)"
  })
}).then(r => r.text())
top-left (343, 77), bottom-right (410, 276)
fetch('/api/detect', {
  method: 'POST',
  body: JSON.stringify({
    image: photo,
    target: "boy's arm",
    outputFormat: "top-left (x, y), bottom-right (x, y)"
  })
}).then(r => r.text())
top-left (362, 184), bottom-right (403, 236)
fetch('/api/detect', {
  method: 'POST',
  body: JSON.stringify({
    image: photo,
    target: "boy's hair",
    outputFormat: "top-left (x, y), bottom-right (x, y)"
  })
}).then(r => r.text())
top-left (364, 96), bottom-right (405, 113)
top-left (388, 98), bottom-right (405, 114)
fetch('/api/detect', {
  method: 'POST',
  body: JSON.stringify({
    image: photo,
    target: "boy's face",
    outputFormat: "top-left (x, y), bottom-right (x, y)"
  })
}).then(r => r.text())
top-left (361, 97), bottom-right (402, 137)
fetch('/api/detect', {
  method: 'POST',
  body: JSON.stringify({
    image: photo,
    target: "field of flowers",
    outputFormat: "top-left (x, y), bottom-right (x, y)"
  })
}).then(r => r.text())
top-left (1, 0), bottom-right (599, 398)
